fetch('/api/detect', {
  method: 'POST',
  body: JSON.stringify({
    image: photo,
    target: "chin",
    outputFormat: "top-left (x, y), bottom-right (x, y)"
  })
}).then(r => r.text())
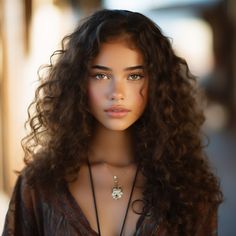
top-left (100, 121), bottom-right (133, 131)
top-left (104, 125), bottom-right (130, 131)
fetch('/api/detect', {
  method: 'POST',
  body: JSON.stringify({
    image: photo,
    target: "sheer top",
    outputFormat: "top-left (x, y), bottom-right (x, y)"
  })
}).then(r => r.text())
top-left (2, 172), bottom-right (218, 236)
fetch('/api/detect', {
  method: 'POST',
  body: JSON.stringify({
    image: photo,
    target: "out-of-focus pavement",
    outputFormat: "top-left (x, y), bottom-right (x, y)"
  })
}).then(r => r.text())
top-left (206, 128), bottom-right (236, 236)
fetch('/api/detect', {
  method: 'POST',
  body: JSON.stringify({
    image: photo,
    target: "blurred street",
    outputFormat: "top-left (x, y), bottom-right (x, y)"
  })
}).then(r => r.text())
top-left (206, 129), bottom-right (236, 236)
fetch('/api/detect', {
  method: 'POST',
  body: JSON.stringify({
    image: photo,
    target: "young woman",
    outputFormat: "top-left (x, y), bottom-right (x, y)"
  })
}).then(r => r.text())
top-left (3, 9), bottom-right (222, 236)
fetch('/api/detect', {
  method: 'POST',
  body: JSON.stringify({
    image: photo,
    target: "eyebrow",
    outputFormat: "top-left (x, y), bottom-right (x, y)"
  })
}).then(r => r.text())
top-left (91, 65), bottom-right (145, 71)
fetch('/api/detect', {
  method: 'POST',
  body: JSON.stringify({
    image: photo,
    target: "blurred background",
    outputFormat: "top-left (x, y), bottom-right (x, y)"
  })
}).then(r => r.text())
top-left (0, 0), bottom-right (235, 235)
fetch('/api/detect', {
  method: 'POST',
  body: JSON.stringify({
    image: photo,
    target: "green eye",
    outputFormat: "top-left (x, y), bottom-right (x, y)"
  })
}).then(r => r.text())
top-left (128, 74), bottom-right (144, 81)
top-left (94, 73), bottom-right (110, 80)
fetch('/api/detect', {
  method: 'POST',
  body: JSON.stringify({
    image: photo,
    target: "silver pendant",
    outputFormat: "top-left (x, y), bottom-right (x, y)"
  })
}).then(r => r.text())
top-left (111, 176), bottom-right (123, 200)
top-left (112, 186), bottom-right (123, 200)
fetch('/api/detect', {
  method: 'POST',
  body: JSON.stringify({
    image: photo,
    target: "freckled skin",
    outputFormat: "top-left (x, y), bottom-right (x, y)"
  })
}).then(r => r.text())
top-left (88, 40), bottom-right (149, 131)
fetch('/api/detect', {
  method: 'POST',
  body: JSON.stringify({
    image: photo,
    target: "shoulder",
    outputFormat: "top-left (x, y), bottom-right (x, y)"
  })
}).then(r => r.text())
top-left (8, 167), bottom-right (70, 222)
top-left (3, 169), bottom-right (80, 235)
top-left (12, 166), bottom-right (64, 205)
top-left (10, 170), bottom-right (43, 209)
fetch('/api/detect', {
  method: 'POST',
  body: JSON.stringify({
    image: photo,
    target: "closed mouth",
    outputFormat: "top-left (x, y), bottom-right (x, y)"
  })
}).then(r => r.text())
top-left (104, 107), bottom-right (131, 118)
top-left (104, 108), bottom-right (130, 112)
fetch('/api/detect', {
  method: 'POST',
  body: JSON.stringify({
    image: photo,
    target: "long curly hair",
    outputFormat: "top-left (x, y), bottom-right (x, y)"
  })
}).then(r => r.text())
top-left (22, 9), bottom-right (222, 234)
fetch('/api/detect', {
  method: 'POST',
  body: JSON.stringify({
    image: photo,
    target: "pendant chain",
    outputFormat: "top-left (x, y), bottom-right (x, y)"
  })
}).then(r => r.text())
top-left (87, 159), bottom-right (140, 236)
top-left (112, 175), bottom-right (123, 200)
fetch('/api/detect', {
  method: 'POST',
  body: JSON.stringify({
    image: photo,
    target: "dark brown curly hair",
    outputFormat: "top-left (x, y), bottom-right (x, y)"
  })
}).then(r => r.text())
top-left (22, 9), bottom-right (222, 235)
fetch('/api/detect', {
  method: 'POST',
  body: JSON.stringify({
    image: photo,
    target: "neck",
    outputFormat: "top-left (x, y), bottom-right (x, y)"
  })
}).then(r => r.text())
top-left (89, 124), bottom-right (134, 166)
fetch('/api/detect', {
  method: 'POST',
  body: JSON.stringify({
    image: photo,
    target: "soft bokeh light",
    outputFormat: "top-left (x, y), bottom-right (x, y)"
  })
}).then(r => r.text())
top-left (204, 102), bottom-right (229, 131)
top-left (161, 18), bottom-right (214, 78)
top-left (24, 3), bottom-right (76, 114)
top-left (104, 0), bottom-right (220, 11)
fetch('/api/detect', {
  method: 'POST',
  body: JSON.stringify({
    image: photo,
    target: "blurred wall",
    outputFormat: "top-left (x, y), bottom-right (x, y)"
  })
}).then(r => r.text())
top-left (1, 0), bottom-right (26, 194)
top-left (0, 0), bottom-right (4, 191)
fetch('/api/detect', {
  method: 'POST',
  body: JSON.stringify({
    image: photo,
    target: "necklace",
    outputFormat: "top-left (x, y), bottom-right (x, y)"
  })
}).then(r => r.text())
top-left (87, 160), bottom-right (140, 236)
top-left (112, 175), bottom-right (123, 200)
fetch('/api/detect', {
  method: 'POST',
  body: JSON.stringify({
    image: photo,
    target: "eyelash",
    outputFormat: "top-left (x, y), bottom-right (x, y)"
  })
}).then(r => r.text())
top-left (93, 73), bottom-right (110, 80)
top-left (128, 74), bottom-right (144, 81)
top-left (91, 73), bottom-right (144, 81)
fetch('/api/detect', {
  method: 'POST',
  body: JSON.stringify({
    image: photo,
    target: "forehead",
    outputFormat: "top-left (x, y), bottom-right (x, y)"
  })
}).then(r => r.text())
top-left (92, 40), bottom-right (144, 67)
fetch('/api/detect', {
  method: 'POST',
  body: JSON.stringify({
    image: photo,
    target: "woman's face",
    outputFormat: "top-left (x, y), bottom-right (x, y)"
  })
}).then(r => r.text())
top-left (88, 40), bottom-right (148, 131)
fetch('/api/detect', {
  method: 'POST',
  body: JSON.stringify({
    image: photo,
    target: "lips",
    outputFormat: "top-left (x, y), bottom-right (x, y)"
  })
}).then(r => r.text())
top-left (104, 106), bottom-right (130, 118)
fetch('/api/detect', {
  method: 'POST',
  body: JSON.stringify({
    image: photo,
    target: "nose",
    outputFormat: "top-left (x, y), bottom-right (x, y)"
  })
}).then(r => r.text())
top-left (108, 79), bottom-right (125, 101)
